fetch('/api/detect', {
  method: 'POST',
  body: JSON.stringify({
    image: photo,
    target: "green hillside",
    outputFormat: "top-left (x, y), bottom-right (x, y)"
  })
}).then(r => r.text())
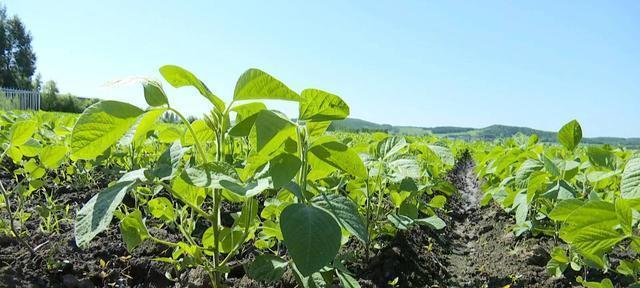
top-left (329, 118), bottom-right (640, 147)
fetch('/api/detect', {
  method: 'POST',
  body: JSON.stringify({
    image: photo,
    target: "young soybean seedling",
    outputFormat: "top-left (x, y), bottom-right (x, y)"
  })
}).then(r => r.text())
top-left (69, 65), bottom-right (369, 287)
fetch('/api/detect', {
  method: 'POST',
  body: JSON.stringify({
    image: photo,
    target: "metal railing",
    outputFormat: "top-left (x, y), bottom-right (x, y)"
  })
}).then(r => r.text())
top-left (0, 87), bottom-right (40, 110)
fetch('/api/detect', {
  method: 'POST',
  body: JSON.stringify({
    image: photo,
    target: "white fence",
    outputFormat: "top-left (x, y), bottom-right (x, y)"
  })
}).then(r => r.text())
top-left (0, 87), bottom-right (40, 110)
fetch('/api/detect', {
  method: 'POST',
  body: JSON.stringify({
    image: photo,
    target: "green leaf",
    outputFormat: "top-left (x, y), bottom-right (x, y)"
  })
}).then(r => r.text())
top-left (181, 162), bottom-right (239, 189)
top-left (19, 138), bottom-right (41, 157)
top-left (309, 136), bottom-right (367, 178)
top-left (39, 145), bottom-right (68, 169)
top-left (376, 137), bottom-right (407, 160)
top-left (622, 156), bottom-right (640, 199)
top-left (425, 144), bottom-right (454, 166)
top-left (229, 102), bottom-right (267, 137)
top-left (312, 193), bottom-right (368, 244)
top-left (336, 270), bottom-right (361, 288)
top-left (246, 254), bottom-right (289, 282)
top-left (181, 119), bottom-right (215, 147)
top-left (143, 80), bottom-right (169, 107)
top-left (280, 204), bottom-right (341, 276)
top-left (234, 68), bottom-right (300, 102)
top-left (149, 141), bottom-right (186, 180)
top-left (120, 109), bottom-right (166, 146)
top-left (9, 120), bottom-right (37, 146)
top-left (254, 110), bottom-right (297, 157)
top-left (159, 65), bottom-right (225, 112)
top-left (75, 180), bottom-right (137, 248)
top-left (299, 89), bottom-right (349, 122)
top-left (546, 247), bottom-right (569, 277)
top-left (587, 146), bottom-right (616, 170)
top-left (119, 209), bottom-right (150, 252)
top-left (148, 197), bottom-right (176, 222)
top-left (548, 199), bottom-right (584, 222)
top-left (557, 120), bottom-right (582, 151)
top-left (414, 215), bottom-right (446, 230)
top-left (268, 153), bottom-right (301, 189)
top-left (387, 214), bottom-right (414, 230)
top-left (71, 101), bottom-right (144, 160)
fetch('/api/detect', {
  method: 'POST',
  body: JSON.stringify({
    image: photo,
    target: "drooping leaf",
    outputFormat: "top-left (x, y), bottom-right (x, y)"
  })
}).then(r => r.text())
top-left (75, 180), bottom-right (137, 248)
top-left (148, 197), bottom-right (176, 222)
top-left (253, 110), bottom-right (297, 157)
top-left (9, 120), bottom-right (37, 146)
top-left (312, 193), bottom-right (368, 243)
top-left (71, 101), bottom-right (144, 160)
top-left (119, 209), bottom-right (150, 251)
top-left (280, 204), bottom-right (341, 276)
top-left (234, 68), bottom-right (300, 102)
top-left (268, 153), bottom-right (301, 189)
top-left (39, 145), bottom-right (68, 169)
top-left (299, 89), bottom-right (349, 122)
top-left (246, 254), bottom-right (289, 282)
top-left (557, 120), bottom-right (582, 151)
top-left (309, 136), bottom-right (367, 178)
top-left (181, 162), bottom-right (239, 189)
top-left (548, 199), bottom-right (584, 222)
top-left (159, 65), bottom-right (225, 112)
top-left (229, 102), bottom-right (267, 137)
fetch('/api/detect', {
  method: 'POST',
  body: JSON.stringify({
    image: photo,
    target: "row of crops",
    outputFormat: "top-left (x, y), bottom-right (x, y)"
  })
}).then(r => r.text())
top-left (0, 65), bottom-right (638, 287)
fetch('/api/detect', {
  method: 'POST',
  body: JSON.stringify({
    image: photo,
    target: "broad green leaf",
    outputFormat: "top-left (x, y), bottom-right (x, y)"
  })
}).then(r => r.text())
top-left (336, 270), bottom-right (361, 288)
top-left (229, 102), bottom-right (267, 137)
top-left (148, 197), bottom-right (176, 222)
top-left (557, 120), bottom-right (582, 151)
top-left (542, 155), bottom-right (560, 177)
top-left (546, 247), bottom-right (569, 277)
top-left (20, 138), bottom-right (41, 157)
top-left (515, 159), bottom-right (543, 187)
top-left (246, 254), bottom-right (289, 282)
top-left (171, 176), bottom-right (206, 207)
top-left (548, 199), bottom-right (584, 222)
top-left (428, 195), bottom-right (447, 209)
top-left (75, 180), bottom-right (136, 248)
top-left (159, 65), bottom-right (225, 112)
top-left (388, 158), bottom-right (421, 182)
top-left (9, 120), bottom-right (37, 146)
top-left (149, 141), bottom-right (186, 180)
top-left (425, 144), bottom-right (454, 166)
top-left (181, 119), bottom-right (215, 147)
top-left (414, 215), bottom-right (446, 230)
top-left (254, 110), bottom-right (297, 157)
top-left (143, 80), bottom-right (169, 107)
top-left (39, 145), bottom-right (68, 169)
top-left (234, 68), bottom-right (300, 102)
top-left (119, 209), bottom-right (150, 251)
top-left (120, 109), bottom-right (166, 146)
top-left (299, 89), bottom-right (349, 122)
top-left (376, 137), bottom-right (407, 160)
top-left (268, 153), bottom-right (301, 189)
top-left (71, 101), bottom-right (144, 160)
top-left (220, 177), bottom-right (272, 198)
top-left (312, 193), bottom-right (368, 243)
top-left (621, 156), bottom-right (640, 199)
top-left (158, 126), bottom-right (183, 143)
top-left (587, 146), bottom-right (616, 170)
top-left (387, 214), bottom-right (414, 230)
top-left (280, 204), bottom-right (341, 276)
top-left (309, 136), bottom-right (367, 178)
top-left (181, 162), bottom-right (239, 189)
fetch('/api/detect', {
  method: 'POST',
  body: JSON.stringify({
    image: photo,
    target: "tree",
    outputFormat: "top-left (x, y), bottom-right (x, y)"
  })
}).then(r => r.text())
top-left (0, 5), bottom-right (37, 89)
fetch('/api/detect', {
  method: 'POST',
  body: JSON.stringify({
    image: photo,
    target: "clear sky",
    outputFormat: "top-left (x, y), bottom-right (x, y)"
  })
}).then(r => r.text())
top-left (6, 1), bottom-right (640, 137)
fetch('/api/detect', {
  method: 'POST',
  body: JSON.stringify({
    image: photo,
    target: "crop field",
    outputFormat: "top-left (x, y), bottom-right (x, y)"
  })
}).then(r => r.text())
top-left (0, 66), bottom-right (638, 288)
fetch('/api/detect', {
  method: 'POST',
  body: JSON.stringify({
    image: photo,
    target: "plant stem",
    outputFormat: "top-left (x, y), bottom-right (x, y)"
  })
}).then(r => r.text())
top-left (0, 180), bottom-right (35, 255)
top-left (169, 107), bottom-right (208, 163)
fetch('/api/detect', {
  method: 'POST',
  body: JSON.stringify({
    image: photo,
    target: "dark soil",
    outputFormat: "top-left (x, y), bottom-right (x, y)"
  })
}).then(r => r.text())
top-left (0, 168), bottom-right (178, 288)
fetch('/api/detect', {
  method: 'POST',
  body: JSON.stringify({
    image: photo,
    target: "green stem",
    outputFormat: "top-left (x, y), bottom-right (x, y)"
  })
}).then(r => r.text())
top-left (150, 236), bottom-right (179, 247)
top-left (0, 180), bottom-right (35, 254)
top-left (169, 107), bottom-right (208, 164)
top-left (219, 198), bottom-right (254, 267)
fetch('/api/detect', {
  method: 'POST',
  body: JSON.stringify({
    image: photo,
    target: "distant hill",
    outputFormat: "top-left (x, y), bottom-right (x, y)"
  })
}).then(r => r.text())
top-left (328, 118), bottom-right (640, 148)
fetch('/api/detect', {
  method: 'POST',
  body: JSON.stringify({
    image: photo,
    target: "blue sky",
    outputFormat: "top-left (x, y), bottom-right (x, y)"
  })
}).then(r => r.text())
top-left (7, 1), bottom-right (640, 137)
